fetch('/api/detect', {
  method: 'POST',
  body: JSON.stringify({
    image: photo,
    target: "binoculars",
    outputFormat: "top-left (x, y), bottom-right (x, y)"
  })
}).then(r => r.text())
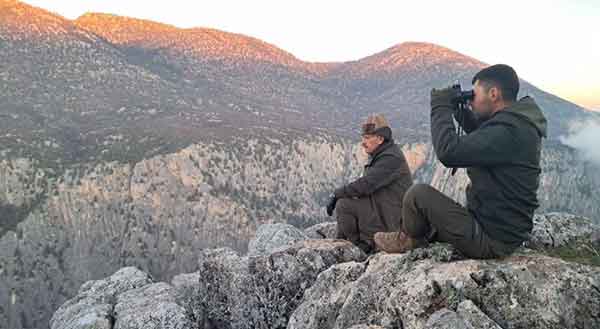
top-left (451, 84), bottom-right (474, 105)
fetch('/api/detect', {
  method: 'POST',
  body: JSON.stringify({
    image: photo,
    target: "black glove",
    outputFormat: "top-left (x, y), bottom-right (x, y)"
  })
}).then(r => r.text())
top-left (430, 86), bottom-right (459, 111)
top-left (326, 194), bottom-right (338, 216)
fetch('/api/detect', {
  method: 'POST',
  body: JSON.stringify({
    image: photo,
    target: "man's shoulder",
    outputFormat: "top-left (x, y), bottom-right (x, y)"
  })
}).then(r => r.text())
top-left (372, 145), bottom-right (408, 167)
top-left (377, 144), bottom-right (404, 158)
top-left (481, 111), bottom-right (542, 141)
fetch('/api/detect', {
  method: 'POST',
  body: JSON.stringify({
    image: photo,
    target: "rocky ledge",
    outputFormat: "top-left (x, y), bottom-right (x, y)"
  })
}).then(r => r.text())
top-left (50, 212), bottom-right (600, 329)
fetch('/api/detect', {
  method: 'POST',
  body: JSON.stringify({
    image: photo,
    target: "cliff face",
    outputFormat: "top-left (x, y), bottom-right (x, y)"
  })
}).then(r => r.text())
top-left (1, 138), bottom-right (599, 329)
top-left (0, 136), bottom-right (366, 329)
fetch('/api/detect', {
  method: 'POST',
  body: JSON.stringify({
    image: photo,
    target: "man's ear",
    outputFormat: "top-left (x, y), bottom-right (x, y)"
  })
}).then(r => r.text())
top-left (489, 86), bottom-right (501, 102)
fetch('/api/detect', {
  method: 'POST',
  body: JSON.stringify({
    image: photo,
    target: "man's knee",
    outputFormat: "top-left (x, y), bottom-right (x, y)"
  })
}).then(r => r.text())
top-left (402, 184), bottom-right (437, 238)
top-left (403, 184), bottom-right (434, 206)
top-left (337, 197), bottom-right (370, 214)
top-left (336, 198), bottom-right (353, 212)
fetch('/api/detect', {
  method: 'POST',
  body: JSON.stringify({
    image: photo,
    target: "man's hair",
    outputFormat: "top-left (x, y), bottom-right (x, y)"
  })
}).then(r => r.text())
top-left (472, 64), bottom-right (519, 102)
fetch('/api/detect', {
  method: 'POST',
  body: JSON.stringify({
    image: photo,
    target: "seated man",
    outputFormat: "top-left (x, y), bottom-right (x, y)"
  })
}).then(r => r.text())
top-left (326, 114), bottom-right (413, 253)
top-left (374, 64), bottom-right (547, 259)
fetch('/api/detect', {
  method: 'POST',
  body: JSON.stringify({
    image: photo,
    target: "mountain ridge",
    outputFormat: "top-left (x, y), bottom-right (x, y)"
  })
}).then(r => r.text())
top-left (1, 0), bottom-right (597, 170)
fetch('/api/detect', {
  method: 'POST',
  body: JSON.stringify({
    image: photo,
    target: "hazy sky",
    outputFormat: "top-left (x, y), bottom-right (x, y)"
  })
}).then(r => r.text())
top-left (26, 0), bottom-right (600, 110)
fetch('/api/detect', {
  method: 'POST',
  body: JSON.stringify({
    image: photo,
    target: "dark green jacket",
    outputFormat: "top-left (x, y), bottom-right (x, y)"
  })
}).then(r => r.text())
top-left (334, 140), bottom-right (413, 233)
top-left (431, 95), bottom-right (547, 245)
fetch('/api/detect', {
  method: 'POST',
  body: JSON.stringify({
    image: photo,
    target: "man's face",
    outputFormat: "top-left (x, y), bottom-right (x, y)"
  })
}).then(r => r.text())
top-left (361, 134), bottom-right (384, 154)
top-left (470, 80), bottom-right (496, 120)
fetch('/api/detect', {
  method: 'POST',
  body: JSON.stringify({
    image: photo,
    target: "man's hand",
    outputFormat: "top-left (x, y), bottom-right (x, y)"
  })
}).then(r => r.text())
top-left (431, 86), bottom-right (459, 110)
top-left (326, 194), bottom-right (338, 216)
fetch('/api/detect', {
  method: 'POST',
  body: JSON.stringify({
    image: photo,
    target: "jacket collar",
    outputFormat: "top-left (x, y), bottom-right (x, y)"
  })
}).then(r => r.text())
top-left (368, 139), bottom-right (395, 161)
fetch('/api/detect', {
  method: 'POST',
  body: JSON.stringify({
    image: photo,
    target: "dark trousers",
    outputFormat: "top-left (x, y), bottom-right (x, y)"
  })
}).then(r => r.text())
top-left (402, 184), bottom-right (515, 259)
top-left (336, 197), bottom-right (383, 253)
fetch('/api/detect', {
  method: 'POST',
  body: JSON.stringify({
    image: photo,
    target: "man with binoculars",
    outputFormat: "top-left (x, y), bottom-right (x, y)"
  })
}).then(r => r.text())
top-left (375, 64), bottom-right (547, 259)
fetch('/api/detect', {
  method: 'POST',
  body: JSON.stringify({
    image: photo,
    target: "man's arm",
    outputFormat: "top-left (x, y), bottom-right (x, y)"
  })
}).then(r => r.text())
top-left (334, 155), bottom-right (404, 198)
top-left (431, 88), bottom-right (516, 168)
top-left (454, 106), bottom-right (481, 133)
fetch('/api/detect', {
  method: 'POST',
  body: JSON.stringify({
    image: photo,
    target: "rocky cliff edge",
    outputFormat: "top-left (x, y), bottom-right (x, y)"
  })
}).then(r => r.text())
top-left (50, 212), bottom-right (600, 329)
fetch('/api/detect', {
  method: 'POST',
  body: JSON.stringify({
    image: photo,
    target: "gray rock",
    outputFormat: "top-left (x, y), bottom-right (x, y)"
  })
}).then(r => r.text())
top-left (196, 239), bottom-right (366, 329)
top-left (304, 222), bottom-right (338, 239)
top-left (248, 223), bottom-right (310, 257)
top-left (527, 212), bottom-right (600, 249)
top-left (50, 267), bottom-right (153, 329)
top-left (51, 267), bottom-right (194, 329)
top-left (288, 261), bottom-right (366, 329)
top-left (424, 301), bottom-right (502, 329)
top-left (171, 272), bottom-right (200, 302)
top-left (456, 300), bottom-right (502, 329)
top-left (290, 245), bottom-right (600, 329)
top-left (50, 214), bottom-right (600, 329)
top-left (346, 325), bottom-right (385, 329)
top-left (113, 282), bottom-right (191, 329)
top-left (425, 308), bottom-right (471, 329)
top-left (195, 248), bottom-right (249, 329)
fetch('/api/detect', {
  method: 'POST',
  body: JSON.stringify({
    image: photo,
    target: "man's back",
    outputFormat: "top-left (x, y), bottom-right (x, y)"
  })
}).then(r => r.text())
top-left (466, 97), bottom-right (547, 245)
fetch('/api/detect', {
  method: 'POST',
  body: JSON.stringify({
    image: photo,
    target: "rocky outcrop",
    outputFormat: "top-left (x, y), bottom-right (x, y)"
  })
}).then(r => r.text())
top-left (247, 223), bottom-right (309, 257)
top-left (49, 267), bottom-right (191, 329)
top-left (527, 212), bottom-right (600, 249)
top-left (289, 246), bottom-right (600, 329)
top-left (52, 215), bottom-right (600, 329)
top-left (49, 267), bottom-right (153, 329)
top-left (424, 300), bottom-right (503, 329)
top-left (50, 237), bottom-right (367, 329)
top-left (195, 239), bottom-right (366, 329)
top-left (304, 221), bottom-right (337, 239)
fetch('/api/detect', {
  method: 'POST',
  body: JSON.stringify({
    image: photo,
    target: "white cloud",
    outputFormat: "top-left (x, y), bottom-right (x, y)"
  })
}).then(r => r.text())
top-left (560, 120), bottom-right (600, 165)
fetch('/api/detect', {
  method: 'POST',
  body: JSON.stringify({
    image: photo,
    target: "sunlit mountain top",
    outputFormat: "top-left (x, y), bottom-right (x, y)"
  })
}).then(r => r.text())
top-left (74, 12), bottom-right (337, 74)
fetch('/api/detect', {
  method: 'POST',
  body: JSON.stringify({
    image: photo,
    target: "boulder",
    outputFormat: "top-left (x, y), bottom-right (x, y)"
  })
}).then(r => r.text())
top-left (196, 239), bottom-right (366, 329)
top-left (248, 223), bottom-right (310, 257)
top-left (50, 267), bottom-right (152, 329)
top-left (51, 214), bottom-right (600, 329)
top-left (113, 283), bottom-right (191, 329)
top-left (288, 244), bottom-right (600, 329)
top-left (171, 272), bottom-right (200, 303)
top-left (304, 221), bottom-right (338, 239)
top-left (527, 212), bottom-right (600, 248)
top-left (424, 300), bottom-right (502, 329)
top-left (50, 267), bottom-right (191, 329)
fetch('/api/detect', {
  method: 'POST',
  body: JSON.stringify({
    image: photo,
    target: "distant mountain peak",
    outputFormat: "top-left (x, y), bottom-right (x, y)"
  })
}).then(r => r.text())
top-left (332, 41), bottom-right (484, 78)
top-left (370, 41), bottom-right (481, 66)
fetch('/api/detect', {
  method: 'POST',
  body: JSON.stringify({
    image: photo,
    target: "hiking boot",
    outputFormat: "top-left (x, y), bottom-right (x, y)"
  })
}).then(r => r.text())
top-left (373, 231), bottom-right (427, 253)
